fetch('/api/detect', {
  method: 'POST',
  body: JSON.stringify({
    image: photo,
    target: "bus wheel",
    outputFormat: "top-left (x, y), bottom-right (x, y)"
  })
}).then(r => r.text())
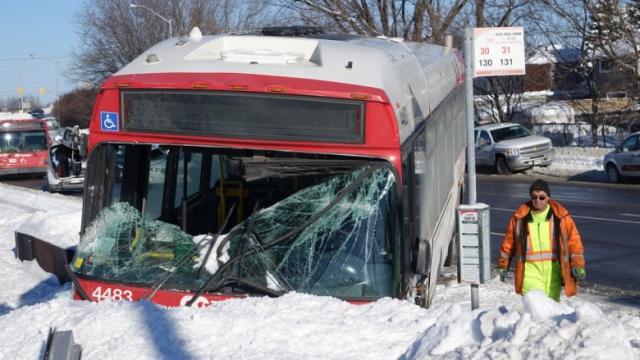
top-left (495, 156), bottom-right (511, 175)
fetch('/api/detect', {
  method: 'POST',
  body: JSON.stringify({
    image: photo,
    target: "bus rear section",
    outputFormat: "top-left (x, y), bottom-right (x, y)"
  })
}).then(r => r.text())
top-left (0, 119), bottom-right (49, 177)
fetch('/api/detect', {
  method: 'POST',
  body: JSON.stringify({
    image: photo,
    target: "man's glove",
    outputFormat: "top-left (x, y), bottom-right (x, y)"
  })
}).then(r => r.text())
top-left (572, 267), bottom-right (586, 281)
top-left (498, 268), bottom-right (507, 282)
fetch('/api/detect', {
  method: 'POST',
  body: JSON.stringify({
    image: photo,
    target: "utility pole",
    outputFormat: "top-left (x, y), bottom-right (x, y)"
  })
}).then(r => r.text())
top-left (30, 53), bottom-right (60, 118)
top-left (130, 3), bottom-right (173, 38)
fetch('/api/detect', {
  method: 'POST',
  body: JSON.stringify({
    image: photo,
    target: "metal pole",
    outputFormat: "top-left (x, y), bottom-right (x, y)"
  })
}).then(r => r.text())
top-left (464, 28), bottom-right (477, 205)
top-left (465, 28), bottom-right (480, 311)
top-left (130, 3), bottom-right (173, 38)
top-left (30, 53), bottom-right (59, 117)
top-left (471, 283), bottom-right (479, 310)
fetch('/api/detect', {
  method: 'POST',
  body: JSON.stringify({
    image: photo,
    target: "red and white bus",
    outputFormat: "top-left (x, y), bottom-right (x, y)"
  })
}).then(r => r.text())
top-left (44, 27), bottom-right (467, 308)
top-left (0, 116), bottom-right (49, 177)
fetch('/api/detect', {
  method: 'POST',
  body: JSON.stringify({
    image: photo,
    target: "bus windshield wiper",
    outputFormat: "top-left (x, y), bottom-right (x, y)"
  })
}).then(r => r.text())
top-left (186, 163), bottom-right (386, 306)
top-left (205, 275), bottom-right (284, 297)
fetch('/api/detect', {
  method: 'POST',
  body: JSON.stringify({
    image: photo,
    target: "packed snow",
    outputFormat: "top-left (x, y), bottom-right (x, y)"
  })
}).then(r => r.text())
top-left (0, 159), bottom-right (638, 358)
top-left (529, 146), bottom-right (611, 181)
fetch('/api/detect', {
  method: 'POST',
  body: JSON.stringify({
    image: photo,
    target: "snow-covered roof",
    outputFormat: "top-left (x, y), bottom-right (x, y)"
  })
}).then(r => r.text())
top-left (0, 112), bottom-right (35, 121)
top-left (527, 46), bottom-right (581, 65)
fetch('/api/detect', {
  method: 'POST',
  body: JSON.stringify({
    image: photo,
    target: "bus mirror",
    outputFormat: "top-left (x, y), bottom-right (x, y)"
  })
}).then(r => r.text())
top-left (78, 133), bottom-right (88, 158)
top-left (413, 237), bottom-right (431, 275)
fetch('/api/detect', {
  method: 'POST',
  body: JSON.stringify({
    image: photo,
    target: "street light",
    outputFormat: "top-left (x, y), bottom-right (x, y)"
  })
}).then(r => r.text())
top-left (29, 53), bottom-right (59, 116)
top-left (130, 3), bottom-right (173, 38)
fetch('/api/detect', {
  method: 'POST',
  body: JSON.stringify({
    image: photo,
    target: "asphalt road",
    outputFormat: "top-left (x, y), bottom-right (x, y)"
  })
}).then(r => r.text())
top-left (0, 174), bottom-right (48, 191)
top-left (477, 175), bottom-right (640, 297)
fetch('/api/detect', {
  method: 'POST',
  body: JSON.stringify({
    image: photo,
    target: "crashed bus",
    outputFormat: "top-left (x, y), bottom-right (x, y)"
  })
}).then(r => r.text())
top-left (0, 117), bottom-right (49, 177)
top-left (20, 27), bottom-right (467, 308)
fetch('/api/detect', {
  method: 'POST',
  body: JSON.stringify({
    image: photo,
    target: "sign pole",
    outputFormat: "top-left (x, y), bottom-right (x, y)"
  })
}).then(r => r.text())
top-left (464, 28), bottom-right (480, 310)
top-left (461, 27), bottom-right (525, 311)
top-left (464, 27), bottom-right (477, 206)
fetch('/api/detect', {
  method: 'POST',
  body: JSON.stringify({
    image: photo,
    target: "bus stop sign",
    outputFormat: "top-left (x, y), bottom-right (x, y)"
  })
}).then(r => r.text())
top-left (457, 203), bottom-right (491, 284)
top-left (473, 27), bottom-right (525, 77)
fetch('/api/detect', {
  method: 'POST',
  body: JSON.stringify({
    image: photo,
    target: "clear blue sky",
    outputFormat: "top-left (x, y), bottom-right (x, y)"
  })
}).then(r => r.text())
top-left (0, 0), bottom-right (85, 107)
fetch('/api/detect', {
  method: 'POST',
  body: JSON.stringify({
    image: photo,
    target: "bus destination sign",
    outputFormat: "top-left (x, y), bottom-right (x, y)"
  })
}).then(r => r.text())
top-left (473, 27), bottom-right (525, 77)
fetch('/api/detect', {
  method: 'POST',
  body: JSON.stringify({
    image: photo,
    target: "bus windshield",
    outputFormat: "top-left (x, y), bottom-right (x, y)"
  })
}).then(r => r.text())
top-left (0, 130), bottom-right (48, 153)
top-left (73, 144), bottom-right (398, 300)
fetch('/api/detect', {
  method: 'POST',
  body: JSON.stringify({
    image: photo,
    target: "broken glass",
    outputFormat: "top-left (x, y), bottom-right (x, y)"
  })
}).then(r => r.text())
top-left (203, 165), bottom-right (397, 299)
top-left (72, 202), bottom-right (199, 286)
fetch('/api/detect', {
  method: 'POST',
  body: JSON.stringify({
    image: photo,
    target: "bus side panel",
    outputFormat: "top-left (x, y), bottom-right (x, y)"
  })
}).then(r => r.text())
top-left (406, 85), bottom-right (466, 307)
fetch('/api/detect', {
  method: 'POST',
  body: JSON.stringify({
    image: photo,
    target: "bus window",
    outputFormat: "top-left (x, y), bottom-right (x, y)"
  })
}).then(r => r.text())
top-left (146, 146), bottom-right (168, 220)
top-left (175, 149), bottom-right (203, 206)
top-left (1, 130), bottom-right (47, 152)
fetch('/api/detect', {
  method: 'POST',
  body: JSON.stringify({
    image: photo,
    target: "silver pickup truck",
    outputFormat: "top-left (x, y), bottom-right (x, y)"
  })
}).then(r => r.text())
top-left (475, 123), bottom-right (554, 175)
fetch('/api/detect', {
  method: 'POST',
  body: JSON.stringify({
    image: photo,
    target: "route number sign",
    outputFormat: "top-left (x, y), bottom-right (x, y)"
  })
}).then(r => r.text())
top-left (473, 27), bottom-right (525, 77)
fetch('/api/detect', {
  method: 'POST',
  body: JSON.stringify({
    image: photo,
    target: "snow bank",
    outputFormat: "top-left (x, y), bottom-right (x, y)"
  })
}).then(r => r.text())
top-left (529, 146), bottom-right (610, 181)
top-left (402, 286), bottom-right (640, 359)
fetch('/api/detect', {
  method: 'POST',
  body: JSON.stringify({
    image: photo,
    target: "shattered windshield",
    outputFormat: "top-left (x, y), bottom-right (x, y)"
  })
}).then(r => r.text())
top-left (73, 144), bottom-right (399, 300)
top-left (202, 165), bottom-right (397, 298)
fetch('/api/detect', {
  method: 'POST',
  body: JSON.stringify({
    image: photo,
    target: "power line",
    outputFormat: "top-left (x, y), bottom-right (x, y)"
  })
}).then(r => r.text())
top-left (0, 55), bottom-right (71, 62)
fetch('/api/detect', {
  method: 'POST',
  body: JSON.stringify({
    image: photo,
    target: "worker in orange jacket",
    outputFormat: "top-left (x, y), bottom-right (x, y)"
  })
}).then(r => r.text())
top-left (498, 179), bottom-right (586, 301)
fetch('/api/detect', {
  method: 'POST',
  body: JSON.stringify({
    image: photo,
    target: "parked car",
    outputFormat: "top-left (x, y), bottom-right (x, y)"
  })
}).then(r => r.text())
top-left (46, 126), bottom-right (87, 192)
top-left (475, 123), bottom-right (554, 175)
top-left (603, 131), bottom-right (640, 183)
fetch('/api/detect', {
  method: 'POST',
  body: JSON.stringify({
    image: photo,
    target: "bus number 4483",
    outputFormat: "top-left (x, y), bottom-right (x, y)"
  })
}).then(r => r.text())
top-left (91, 286), bottom-right (133, 302)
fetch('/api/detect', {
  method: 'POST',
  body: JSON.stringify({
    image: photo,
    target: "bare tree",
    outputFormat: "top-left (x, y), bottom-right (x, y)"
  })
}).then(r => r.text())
top-left (474, 76), bottom-right (526, 123)
top-left (54, 88), bottom-right (99, 128)
top-left (68, 0), bottom-right (277, 87)
top-left (1, 95), bottom-right (41, 113)
top-left (278, 0), bottom-right (469, 43)
top-left (539, 0), bottom-right (640, 144)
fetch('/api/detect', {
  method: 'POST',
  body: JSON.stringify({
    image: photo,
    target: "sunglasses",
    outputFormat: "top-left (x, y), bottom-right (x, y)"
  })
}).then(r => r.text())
top-left (530, 195), bottom-right (547, 201)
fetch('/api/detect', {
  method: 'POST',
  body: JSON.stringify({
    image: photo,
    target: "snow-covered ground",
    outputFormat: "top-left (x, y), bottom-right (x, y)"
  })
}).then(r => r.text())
top-left (0, 171), bottom-right (639, 358)
top-left (529, 146), bottom-right (611, 181)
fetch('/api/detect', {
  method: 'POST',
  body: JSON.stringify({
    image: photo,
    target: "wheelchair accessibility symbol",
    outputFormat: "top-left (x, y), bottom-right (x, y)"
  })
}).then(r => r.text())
top-left (100, 111), bottom-right (119, 132)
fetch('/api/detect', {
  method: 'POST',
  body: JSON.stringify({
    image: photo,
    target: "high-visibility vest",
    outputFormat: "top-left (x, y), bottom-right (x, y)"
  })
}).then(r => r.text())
top-left (522, 205), bottom-right (562, 300)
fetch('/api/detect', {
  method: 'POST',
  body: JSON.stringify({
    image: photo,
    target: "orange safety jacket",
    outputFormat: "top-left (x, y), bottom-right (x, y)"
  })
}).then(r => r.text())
top-left (498, 199), bottom-right (585, 297)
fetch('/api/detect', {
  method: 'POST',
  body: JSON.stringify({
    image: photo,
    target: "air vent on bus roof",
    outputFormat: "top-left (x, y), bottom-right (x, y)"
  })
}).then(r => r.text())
top-left (184, 36), bottom-right (322, 66)
top-left (260, 26), bottom-right (324, 37)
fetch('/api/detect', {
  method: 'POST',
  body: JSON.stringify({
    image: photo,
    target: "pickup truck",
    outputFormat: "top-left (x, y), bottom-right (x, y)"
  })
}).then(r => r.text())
top-left (475, 123), bottom-right (554, 175)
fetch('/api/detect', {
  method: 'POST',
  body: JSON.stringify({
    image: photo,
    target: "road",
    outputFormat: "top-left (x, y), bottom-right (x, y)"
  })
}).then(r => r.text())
top-left (0, 175), bottom-right (48, 191)
top-left (478, 175), bottom-right (640, 297)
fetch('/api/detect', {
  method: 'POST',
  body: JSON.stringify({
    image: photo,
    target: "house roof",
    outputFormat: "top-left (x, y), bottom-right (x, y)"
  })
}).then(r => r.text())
top-left (527, 46), bottom-right (581, 65)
